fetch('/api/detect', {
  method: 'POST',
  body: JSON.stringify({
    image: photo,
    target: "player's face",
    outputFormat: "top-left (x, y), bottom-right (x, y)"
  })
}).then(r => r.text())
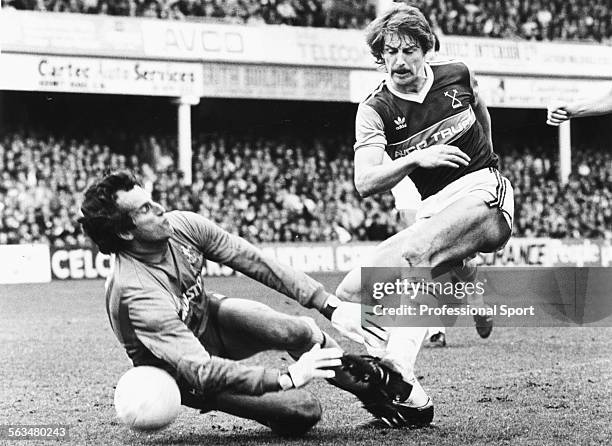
top-left (116, 186), bottom-right (172, 244)
top-left (382, 32), bottom-right (427, 93)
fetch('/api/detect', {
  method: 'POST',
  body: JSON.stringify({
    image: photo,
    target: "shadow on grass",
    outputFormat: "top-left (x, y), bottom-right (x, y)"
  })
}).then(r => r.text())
top-left (135, 424), bottom-right (441, 446)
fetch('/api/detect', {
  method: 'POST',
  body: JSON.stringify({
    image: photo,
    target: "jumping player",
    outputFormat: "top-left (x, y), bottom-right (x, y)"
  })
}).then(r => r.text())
top-left (78, 171), bottom-right (375, 435)
top-left (330, 4), bottom-right (514, 426)
top-left (377, 32), bottom-right (494, 349)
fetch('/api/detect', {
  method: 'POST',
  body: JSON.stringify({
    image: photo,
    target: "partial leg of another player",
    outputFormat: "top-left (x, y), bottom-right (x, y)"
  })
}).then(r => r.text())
top-left (336, 267), bottom-right (433, 424)
top-left (427, 327), bottom-right (446, 347)
top-left (451, 259), bottom-right (494, 339)
top-left (374, 194), bottom-right (509, 352)
top-left (335, 195), bottom-right (510, 426)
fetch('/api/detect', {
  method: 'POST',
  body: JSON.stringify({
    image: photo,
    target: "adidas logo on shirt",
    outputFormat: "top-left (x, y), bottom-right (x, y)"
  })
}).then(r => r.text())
top-left (394, 116), bottom-right (407, 130)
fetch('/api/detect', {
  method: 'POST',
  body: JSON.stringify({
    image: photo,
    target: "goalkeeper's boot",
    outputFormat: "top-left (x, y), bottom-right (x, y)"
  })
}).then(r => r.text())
top-left (473, 313), bottom-right (494, 339)
top-left (340, 354), bottom-right (434, 428)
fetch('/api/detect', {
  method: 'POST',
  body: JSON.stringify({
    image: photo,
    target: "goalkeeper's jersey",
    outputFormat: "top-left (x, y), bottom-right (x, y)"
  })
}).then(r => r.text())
top-left (105, 210), bottom-right (330, 396)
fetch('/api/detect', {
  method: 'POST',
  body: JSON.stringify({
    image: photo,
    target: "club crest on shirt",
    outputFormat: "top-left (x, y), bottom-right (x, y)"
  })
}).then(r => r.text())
top-left (180, 244), bottom-right (203, 267)
top-left (172, 292), bottom-right (190, 321)
top-left (444, 89), bottom-right (462, 109)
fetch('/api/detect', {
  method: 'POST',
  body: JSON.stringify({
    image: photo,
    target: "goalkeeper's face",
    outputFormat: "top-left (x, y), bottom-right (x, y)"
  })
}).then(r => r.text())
top-left (116, 186), bottom-right (173, 244)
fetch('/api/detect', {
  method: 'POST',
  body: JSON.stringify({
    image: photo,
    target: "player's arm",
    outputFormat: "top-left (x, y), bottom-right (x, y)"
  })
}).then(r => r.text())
top-left (547, 88), bottom-right (612, 125)
top-left (353, 104), bottom-right (470, 197)
top-left (172, 211), bottom-right (333, 311)
top-left (173, 212), bottom-right (376, 341)
top-left (355, 146), bottom-right (423, 198)
top-left (128, 289), bottom-right (339, 394)
top-left (468, 66), bottom-right (493, 150)
top-left (353, 103), bottom-right (421, 197)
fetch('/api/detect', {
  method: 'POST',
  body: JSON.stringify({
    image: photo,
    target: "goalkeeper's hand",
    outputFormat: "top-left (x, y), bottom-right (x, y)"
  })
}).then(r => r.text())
top-left (286, 344), bottom-right (343, 388)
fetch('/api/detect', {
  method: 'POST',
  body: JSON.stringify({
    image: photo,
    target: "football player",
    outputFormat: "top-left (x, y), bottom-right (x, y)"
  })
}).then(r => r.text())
top-left (78, 171), bottom-right (390, 435)
top-left (329, 4), bottom-right (513, 427)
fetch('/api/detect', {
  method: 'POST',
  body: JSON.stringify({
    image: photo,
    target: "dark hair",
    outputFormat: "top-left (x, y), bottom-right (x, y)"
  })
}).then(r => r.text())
top-left (433, 32), bottom-right (440, 52)
top-left (365, 3), bottom-right (434, 67)
top-left (78, 171), bottom-right (139, 254)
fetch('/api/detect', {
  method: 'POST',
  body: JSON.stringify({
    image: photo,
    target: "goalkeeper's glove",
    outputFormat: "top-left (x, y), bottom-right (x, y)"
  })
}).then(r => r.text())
top-left (278, 344), bottom-right (343, 390)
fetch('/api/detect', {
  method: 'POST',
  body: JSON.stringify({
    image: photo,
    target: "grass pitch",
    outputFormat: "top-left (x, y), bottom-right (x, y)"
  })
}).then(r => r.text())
top-left (1, 275), bottom-right (611, 445)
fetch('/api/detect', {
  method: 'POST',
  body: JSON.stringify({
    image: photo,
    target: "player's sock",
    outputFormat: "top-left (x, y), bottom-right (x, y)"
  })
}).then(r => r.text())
top-left (381, 326), bottom-right (430, 406)
top-left (384, 326), bottom-right (428, 376)
top-left (402, 375), bottom-right (429, 407)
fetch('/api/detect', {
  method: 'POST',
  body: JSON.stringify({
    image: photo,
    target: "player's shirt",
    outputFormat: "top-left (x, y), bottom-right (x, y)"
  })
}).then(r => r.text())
top-left (105, 211), bottom-right (330, 397)
top-left (355, 60), bottom-right (498, 199)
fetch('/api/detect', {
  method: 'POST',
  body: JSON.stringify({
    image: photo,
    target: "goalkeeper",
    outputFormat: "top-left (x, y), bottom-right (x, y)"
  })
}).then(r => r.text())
top-left (78, 171), bottom-right (389, 436)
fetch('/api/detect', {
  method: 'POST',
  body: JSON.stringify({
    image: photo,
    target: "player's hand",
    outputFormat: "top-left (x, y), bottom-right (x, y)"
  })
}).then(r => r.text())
top-left (546, 103), bottom-right (570, 126)
top-left (331, 301), bottom-right (389, 347)
top-left (287, 344), bottom-right (343, 387)
top-left (413, 145), bottom-right (470, 169)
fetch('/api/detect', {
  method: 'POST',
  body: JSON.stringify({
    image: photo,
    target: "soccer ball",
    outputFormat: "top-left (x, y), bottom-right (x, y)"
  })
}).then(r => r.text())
top-left (114, 366), bottom-right (181, 431)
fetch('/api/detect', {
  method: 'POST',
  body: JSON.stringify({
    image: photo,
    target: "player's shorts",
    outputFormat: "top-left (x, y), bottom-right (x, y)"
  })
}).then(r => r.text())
top-left (179, 291), bottom-right (227, 411)
top-left (416, 167), bottom-right (514, 232)
top-left (198, 291), bottom-right (228, 357)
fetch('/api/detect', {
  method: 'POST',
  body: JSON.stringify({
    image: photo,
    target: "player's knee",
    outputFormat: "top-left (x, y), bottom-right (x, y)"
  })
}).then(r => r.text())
top-left (294, 392), bottom-right (322, 426)
top-left (335, 281), bottom-right (358, 302)
top-left (270, 393), bottom-right (322, 436)
top-left (335, 267), bottom-right (361, 302)
top-left (402, 240), bottom-right (430, 266)
top-left (275, 317), bottom-right (315, 351)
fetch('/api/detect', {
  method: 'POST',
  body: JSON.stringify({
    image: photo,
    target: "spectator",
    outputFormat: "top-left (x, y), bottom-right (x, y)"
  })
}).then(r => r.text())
top-left (0, 129), bottom-right (611, 246)
top-left (6, 0), bottom-right (612, 41)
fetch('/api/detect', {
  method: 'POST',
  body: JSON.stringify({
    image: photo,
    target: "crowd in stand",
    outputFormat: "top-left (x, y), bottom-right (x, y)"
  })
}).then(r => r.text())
top-left (419, 0), bottom-right (611, 42)
top-left (503, 145), bottom-right (612, 239)
top-left (3, 0), bottom-right (377, 29)
top-left (4, 0), bottom-right (611, 42)
top-left (1, 130), bottom-right (611, 247)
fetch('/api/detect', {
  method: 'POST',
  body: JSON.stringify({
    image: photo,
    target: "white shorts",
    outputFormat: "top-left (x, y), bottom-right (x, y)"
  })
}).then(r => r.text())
top-left (415, 167), bottom-right (514, 231)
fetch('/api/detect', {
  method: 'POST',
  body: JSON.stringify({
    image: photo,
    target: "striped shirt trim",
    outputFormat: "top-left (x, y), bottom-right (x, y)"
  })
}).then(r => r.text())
top-left (363, 80), bottom-right (386, 104)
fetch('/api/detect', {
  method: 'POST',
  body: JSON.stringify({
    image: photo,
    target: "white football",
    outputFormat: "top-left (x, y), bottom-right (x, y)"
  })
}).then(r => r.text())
top-left (114, 366), bottom-right (181, 431)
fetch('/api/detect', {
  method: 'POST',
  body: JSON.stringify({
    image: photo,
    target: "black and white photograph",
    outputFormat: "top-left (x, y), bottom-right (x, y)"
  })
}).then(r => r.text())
top-left (1, 0), bottom-right (611, 444)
